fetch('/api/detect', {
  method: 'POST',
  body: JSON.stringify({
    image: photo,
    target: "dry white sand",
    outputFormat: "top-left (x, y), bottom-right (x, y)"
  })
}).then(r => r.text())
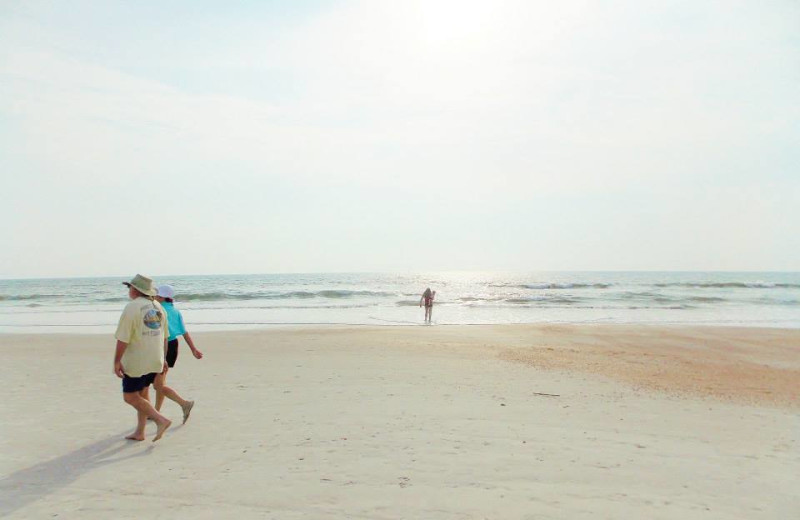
top-left (1, 325), bottom-right (798, 519)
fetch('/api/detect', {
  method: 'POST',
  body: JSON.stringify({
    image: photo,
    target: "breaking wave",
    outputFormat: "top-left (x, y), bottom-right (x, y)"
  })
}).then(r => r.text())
top-left (489, 283), bottom-right (612, 290)
top-left (653, 282), bottom-right (800, 289)
top-left (174, 290), bottom-right (396, 302)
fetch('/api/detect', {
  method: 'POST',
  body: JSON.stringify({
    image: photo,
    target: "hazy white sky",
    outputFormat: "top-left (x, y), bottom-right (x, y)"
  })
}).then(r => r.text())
top-left (1, 0), bottom-right (798, 278)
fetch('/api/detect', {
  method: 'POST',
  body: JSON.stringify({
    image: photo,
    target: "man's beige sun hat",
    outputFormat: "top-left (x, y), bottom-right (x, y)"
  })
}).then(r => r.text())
top-left (123, 274), bottom-right (157, 297)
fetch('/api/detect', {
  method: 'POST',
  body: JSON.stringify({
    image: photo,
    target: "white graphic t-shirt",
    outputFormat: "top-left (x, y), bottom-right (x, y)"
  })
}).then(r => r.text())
top-left (115, 297), bottom-right (168, 377)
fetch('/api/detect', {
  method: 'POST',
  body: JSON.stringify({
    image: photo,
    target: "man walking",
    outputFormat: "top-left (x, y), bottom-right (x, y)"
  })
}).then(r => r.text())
top-left (114, 274), bottom-right (172, 441)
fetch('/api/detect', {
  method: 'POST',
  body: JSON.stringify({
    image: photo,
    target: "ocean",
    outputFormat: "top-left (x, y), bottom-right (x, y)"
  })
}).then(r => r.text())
top-left (1, 272), bottom-right (798, 333)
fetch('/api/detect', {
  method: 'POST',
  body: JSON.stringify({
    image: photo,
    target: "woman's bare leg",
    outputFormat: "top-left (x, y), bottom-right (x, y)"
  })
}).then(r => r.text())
top-left (154, 372), bottom-right (195, 424)
top-left (155, 371), bottom-right (167, 411)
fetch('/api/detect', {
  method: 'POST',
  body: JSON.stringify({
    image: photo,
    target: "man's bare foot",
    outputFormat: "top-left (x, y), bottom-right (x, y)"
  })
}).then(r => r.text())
top-left (182, 401), bottom-right (195, 425)
top-left (152, 419), bottom-right (172, 442)
top-left (125, 432), bottom-right (145, 441)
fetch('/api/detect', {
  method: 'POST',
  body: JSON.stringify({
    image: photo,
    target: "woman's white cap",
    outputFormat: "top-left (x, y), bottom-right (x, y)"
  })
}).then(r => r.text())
top-left (156, 284), bottom-right (175, 299)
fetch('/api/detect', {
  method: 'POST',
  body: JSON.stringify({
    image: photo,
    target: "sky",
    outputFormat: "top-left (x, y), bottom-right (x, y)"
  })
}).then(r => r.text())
top-left (1, 0), bottom-right (798, 278)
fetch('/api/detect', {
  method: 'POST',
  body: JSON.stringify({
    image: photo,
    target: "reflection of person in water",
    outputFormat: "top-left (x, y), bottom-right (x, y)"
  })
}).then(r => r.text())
top-left (419, 287), bottom-right (436, 323)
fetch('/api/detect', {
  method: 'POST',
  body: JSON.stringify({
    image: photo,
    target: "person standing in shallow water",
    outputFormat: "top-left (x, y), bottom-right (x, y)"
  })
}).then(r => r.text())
top-left (154, 284), bottom-right (200, 422)
top-left (420, 287), bottom-right (436, 323)
top-left (114, 274), bottom-right (172, 442)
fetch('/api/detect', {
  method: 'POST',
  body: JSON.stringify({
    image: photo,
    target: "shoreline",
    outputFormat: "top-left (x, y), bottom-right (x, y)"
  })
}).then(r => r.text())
top-left (2, 319), bottom-right (799, 336)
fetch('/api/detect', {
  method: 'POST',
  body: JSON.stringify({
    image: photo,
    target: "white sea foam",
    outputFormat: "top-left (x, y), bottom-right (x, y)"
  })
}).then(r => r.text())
top-left (1, 272), bottom-right (798, 333)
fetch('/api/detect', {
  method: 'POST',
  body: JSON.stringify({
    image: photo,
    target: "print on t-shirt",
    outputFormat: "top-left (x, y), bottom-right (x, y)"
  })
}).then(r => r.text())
top-left (143, 308), bottom-right (163, 330)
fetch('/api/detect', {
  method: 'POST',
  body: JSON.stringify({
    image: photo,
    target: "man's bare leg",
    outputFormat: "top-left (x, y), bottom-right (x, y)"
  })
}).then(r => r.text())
top-left (125, 388), bottom-right (150, 441)
top-left (123, 391), bottom-right (172, 442)
top-left (142, 386), bottom-right (156, 421)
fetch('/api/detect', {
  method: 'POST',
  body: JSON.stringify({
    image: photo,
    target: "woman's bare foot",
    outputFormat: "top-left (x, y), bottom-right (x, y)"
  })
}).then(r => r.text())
top-left (182, 401), bottom-right (195, 424)
top-left (125, 432), bottom-right (145, 441)
top-left (152, 418), bottom-right (172, 442)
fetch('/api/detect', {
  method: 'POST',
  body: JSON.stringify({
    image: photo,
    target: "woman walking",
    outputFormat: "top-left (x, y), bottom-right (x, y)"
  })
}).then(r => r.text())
top-left (153, 284), bottom-right (203, 423)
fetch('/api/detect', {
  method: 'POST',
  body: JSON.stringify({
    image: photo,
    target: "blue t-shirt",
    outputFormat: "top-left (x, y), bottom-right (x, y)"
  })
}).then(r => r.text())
top-left (161, 301), bottom-right (187, 341)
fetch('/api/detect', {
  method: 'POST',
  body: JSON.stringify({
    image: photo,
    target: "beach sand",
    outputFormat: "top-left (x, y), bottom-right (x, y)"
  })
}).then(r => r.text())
top-left (1, 325), bottom-right (798, 519)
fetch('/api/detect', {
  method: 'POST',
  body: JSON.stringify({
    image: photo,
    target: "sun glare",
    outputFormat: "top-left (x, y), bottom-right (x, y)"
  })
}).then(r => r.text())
top-left (415, 0), bottom-right (499, 47)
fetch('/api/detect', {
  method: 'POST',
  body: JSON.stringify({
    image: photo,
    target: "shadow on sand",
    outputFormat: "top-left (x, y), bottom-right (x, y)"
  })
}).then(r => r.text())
top-left (0, 432), bottom-right (153, 516)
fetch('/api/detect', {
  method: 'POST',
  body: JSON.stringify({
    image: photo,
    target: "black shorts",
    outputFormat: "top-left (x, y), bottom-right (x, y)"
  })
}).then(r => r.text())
top-left (122, 372), bottom-right (157, 393)
top-left (166, 339), bottom-right (179, 368)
